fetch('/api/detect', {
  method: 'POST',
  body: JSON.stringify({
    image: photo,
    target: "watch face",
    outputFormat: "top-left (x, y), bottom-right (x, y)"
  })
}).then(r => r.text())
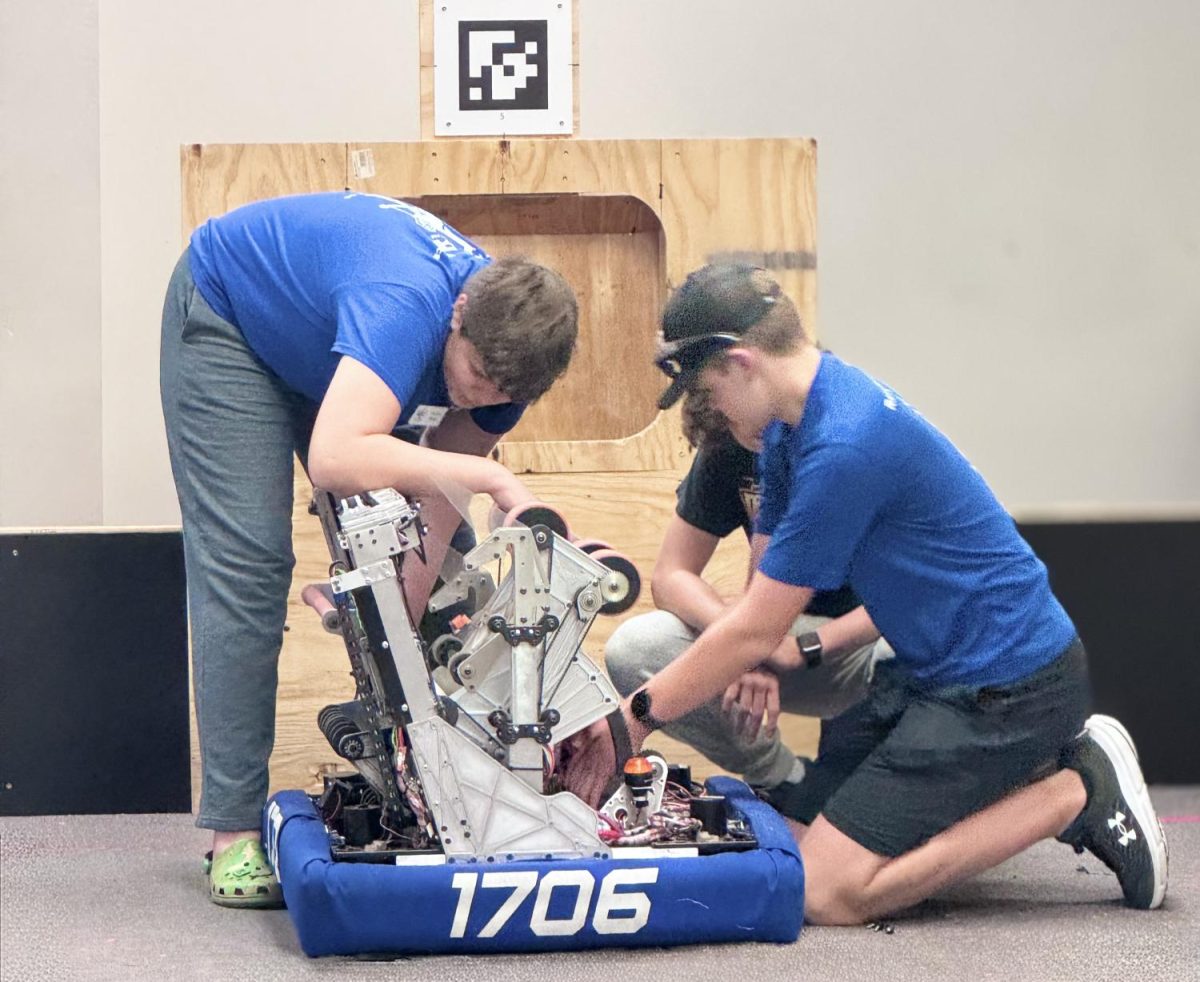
top-left (631, 689), bottom-right (651, 720)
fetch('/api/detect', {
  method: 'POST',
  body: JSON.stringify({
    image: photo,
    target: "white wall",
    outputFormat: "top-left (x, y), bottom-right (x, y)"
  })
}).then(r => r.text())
top-left (0, 0), bottom-right (101, 526)
top-left (3, 0), bottom-right (1198, 526)
top-left (98, 0), bottom-right (421, 527)
top-left (581, 1), bottom-right (1200, 514)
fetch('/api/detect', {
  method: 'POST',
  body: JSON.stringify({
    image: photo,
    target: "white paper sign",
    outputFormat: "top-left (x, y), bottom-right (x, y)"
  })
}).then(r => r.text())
top-left (434, 0), bottom-right (573, 137)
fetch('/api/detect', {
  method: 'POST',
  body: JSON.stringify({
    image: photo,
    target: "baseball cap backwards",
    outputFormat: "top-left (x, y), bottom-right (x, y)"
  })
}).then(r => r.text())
top-left (655, 263), bottom-right (782, 409)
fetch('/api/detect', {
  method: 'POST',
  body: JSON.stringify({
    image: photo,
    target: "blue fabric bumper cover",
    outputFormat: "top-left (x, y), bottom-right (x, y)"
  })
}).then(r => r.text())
top-left (263, 777), bottom-right (804, 956)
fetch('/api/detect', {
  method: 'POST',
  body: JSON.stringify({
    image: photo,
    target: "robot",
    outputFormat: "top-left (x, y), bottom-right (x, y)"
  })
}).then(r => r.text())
top-left (301, 488), bottom-right (750, 864)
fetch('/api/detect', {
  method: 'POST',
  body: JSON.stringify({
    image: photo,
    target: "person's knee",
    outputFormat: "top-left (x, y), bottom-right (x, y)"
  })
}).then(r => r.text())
top-left (802, 880), bottom-right (869, 926)
top-left (798, 817), bottom-right (883, 926)
top-left (603, 620), bottom-right (649, 696)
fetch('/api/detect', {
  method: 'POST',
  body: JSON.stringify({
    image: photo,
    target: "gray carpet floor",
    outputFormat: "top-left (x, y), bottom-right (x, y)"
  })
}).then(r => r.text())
top-left (1, 787), bottom-right (1196, 982)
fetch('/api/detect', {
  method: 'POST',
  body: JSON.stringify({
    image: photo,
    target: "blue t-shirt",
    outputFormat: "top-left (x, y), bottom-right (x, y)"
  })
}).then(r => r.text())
top-left (188, 192), bottom-right (523, 434)
top-left (756, 353), bottom-right (1076, 689)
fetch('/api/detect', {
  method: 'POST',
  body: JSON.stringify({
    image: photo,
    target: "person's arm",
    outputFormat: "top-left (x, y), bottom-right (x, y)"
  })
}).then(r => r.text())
top-left (564, 571), bottom-right (813, 806)
top-left (308, 357), bottom-right (536, 618)
top-left (402, 407), bottom-right (530, 616)
top-left (760, 604), bottom-right (882, 673)
top-left (815, 605), bottom-right (881, 660)
top-left (649, 515), bottom-right (730, 632)
top-left (308, 357), bottom-right (531, 507)
top-left (747, 532), bottom-right (770, 586)
top-left (635, 571), bottom-right (812, 738)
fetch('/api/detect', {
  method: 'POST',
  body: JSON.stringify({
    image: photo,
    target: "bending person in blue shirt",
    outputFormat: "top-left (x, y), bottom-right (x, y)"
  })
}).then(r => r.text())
top-left (563, 263), bottom-right (1167, 922)
top-left (161, 192), bottom-right (578, 907)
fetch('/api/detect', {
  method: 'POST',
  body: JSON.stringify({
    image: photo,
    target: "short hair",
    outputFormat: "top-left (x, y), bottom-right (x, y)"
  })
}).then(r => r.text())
top-left (459, 258), bottom-right (578, 403)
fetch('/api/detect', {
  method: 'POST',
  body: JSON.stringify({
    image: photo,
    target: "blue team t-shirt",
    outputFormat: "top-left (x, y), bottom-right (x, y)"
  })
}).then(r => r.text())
top-left (187, 191), bottom-right (523, 434)
top-left (756, 353), bottom-right (1076, 689)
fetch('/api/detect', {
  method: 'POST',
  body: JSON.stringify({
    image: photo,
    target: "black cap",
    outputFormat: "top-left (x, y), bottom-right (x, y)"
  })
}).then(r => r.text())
top-left (656, 264), bottom-right (782, 409)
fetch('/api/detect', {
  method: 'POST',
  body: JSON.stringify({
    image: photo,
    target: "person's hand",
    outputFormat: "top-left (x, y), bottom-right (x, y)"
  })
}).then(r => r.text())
top-left (559, 718), bottom-right (618, 808)
top-left (721, 668), bottom-right (781, 742)
top-left (559, 703), bottom-right (645, 808)
top-left (762, 636), bottom-right (803, 673)
top-left (487, 466), bottom-right (539, 514)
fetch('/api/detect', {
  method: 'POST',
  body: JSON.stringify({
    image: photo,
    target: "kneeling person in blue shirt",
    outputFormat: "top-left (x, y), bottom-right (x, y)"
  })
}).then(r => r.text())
top-left (604, 391), bottom-right (893, 818)
top-left (161, 192), bottom-right (579, 906)
top-left (564, 263), bottom-right (1167, 922)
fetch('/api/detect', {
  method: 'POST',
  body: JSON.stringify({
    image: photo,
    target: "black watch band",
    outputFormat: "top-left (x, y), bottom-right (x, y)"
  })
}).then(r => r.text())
top-left (630, 688), bottom-right (665, 731)
top-left (796, 631), bottom-right (823, 670)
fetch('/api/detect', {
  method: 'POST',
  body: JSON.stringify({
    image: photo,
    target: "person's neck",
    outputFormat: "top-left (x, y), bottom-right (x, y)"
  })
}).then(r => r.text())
top-left (768, 344), bottom-right (823, 427)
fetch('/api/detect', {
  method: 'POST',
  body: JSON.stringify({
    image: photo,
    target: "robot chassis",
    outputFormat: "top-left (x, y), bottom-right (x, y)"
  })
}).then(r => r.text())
top-left (306, 488), bottom-right (750, 865)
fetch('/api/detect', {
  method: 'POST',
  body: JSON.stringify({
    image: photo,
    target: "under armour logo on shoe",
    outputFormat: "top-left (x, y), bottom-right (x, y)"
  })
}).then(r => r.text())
top-left (1108, 811), bottom-right (1138, 846)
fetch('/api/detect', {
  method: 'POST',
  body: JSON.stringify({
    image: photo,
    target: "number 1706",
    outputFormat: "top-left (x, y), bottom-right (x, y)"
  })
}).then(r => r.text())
top-left (449, 867), bottom-right (660, 939)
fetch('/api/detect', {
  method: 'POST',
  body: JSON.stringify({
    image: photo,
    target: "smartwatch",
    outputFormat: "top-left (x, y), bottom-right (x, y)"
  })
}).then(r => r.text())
top-left (796, 631), bottom-right (823, 670)
top-left (630, 688), bottom-right (665, 732)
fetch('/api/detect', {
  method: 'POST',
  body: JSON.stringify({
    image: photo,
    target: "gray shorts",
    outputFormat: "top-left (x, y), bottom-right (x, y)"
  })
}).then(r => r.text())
top-left (605, 609), bottom-right (892, 789)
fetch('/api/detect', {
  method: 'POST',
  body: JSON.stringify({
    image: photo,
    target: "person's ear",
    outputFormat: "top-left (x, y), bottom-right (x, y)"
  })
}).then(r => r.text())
top-left (725, 347), bottom-right (759, 376)
top-left (450, 293), bottom-right (468, 332)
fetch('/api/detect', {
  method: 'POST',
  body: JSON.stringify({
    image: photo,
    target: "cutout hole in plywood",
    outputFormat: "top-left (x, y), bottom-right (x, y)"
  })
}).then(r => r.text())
top-left (403, 193), bottom-right (665, 443)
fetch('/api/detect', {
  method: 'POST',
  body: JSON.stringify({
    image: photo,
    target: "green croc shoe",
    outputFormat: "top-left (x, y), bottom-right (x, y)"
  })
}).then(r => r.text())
top-left (208, 837), bottom-right (284, 909)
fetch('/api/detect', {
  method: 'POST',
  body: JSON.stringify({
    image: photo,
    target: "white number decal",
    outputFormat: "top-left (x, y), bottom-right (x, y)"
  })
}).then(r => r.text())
top-left (265, 801), bottom-right (284, 885)
top-left (449, 872), bottom-right (477, 939)
top-left (593, 868), bottom-right (659, 935)
top-left (478, 872), bottom-right (539, 938)
top-left (529, 870), bottom-right (595, 936)
top-left (448, 867), bottom-right (658, 939)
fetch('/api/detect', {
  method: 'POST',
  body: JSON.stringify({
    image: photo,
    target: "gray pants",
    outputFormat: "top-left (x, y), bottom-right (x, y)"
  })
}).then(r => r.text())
top-left (605, 610), bottom-right (891, 789)
top-left (160, 251), bottom-right (316, 831)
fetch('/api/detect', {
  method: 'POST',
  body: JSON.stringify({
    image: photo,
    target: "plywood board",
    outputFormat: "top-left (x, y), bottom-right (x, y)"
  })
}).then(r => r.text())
top-left (180, 143), bottom-right (346, 240)
top-left (662, 138), bottom-right (819, 335)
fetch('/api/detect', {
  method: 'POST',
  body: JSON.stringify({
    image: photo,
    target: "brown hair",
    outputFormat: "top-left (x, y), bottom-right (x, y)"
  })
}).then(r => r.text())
top-left (460, 257), bottom-right (578, 403)
top-left (680, 385), bottom-right (732, 449)
top-left (738, 278), bottom-right (807, 353)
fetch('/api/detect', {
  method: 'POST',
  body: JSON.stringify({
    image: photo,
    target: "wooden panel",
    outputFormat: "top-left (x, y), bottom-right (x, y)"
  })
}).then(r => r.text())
top-left (391, 192), bottom-right (665, 443)
top-left (348, 141), bottom-right (504, 196)
top-left (502, 139), bottom-right (662, 210)
top-left (407, 192), bottom-right (660, 235)
top-left (662, 139), bottom-right (819, 336)
top-left (495, 412), bottom-right (689, 475)
top-left (180, 143), bottom-right (346, 237)
top-left (476, 229), bottom-right (664, 443)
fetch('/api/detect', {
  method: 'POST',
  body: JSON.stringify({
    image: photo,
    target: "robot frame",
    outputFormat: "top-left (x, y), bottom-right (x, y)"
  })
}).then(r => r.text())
top-left (304, 487), bottom-right (755, 865)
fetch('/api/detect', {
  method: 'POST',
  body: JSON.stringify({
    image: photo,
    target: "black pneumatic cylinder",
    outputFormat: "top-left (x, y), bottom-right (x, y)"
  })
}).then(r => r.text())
top-left (689, 795), bottom-right (728, 836)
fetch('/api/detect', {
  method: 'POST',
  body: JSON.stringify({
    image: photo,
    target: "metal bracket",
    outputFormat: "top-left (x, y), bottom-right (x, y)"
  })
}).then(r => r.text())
top-left (488, 708), bottom-right (561, 745)
top-left (330, 559), bottom-right (397, 594)
top-left (487, 613), bottom-right (560, 646)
